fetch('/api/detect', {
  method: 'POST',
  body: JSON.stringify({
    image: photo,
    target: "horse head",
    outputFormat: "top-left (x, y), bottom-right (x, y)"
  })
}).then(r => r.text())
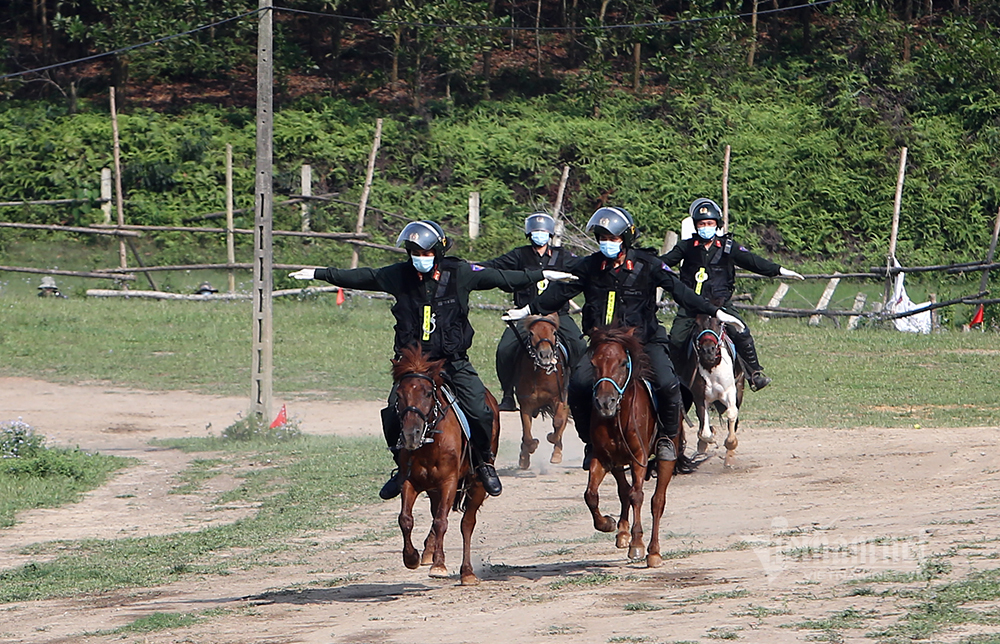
top-left (392, 345), bottom-right (447, 452)
top-left (523, 312), bottom-right (561, 372)
top-left (694, 313), bottom-right (725, 370)
top-left (589, 326), bottom-right (644, 419)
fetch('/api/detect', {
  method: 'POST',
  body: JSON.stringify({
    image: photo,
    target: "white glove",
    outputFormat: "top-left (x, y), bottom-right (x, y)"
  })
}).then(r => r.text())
top-left (542, 270), bottom-right (578, 282)
top-left (502, 305), bottom-right (531, 321)
top-left (779, 267), bottom-right (805, 281)
top-left (288, 268), bottom-right (316, 280)
top-left (716, 310), bottom-right (746, 333)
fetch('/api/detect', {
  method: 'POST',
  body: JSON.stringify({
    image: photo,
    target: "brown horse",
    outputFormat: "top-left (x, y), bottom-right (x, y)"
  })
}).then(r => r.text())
top-left (391, 345), bottom-right (500, 585)
top-left (677, 311), bottom-right (745, 467)
top-left (511, 313), bottom-right (571, 468)
top-left (585, 326), bottom-right (687, 568)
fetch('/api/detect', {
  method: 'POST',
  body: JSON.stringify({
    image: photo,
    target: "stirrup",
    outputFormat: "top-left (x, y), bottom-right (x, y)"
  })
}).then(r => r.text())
top-left (748, 371), bottom-right (772, 392)
top-left (379, 468), bottom-right (401, 500)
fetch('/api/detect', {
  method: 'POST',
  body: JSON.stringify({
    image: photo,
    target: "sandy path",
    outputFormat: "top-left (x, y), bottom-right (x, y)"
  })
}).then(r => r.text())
top-left (1, 377), bottom-right (998, 644)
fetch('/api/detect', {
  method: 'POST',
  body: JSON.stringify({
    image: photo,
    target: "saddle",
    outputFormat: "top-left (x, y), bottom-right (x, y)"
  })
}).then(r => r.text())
top-left (439, 383), bottom-right (473, 441)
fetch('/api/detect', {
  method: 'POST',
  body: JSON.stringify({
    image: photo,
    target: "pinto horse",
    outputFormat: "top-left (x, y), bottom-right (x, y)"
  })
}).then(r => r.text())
top-left (678, 311), bottom-right (744, 468)
top-left (511, 313), bottom-right (571, 469)
top-left (391, 345), bottom-right (500, 585)
top-left (585, 326), bottom-right (687, 568)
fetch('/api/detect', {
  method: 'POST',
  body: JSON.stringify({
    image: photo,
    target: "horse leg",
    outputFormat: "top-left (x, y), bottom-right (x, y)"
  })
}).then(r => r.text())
top-left (626, 463), bottom-right (646, 561)
top-left (647, 452), bottom-right (675, 568)
top-left (547, 400), bottom-right (569, 464)
top-left (610, 467), bottom-right (631, 549)
top-left (518, 408), bottom-right (538, 470)
top-left (420, 488), bottom-right (438, 566)
top-left (427, 483), bottom-right (456, 579)
top-left (585, 459), bottom-right (616, 533)
top-left (399, 482), bottom-right (421, 570)
top-left (722, 405), bottom-right (739, 469)
top-left (459, 484), bottom-right (488, 586)
top-left (696, 399), bottom-right (715, 455)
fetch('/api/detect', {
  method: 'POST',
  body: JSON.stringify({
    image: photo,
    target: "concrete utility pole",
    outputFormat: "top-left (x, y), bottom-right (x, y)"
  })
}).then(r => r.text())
top-left (251, 0), bottom-right (274, 424)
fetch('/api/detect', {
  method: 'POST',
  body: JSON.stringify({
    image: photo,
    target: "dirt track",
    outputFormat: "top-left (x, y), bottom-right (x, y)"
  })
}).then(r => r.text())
top-left (1, 376), bottom-right (999, 644)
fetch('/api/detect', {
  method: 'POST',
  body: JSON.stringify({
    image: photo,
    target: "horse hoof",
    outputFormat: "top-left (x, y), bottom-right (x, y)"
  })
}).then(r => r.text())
top-left (460, 574), bottom-right (480, 586)
top-left (724, 454), bottom-right (737, 469)
top-left (628, 545), bottom-right (644, 561)
top-left (429, 565), bottom-right (450, 578)
top-left (646, 553), bottom-right (663, 568)
top-left (549, 448), bottom-right (563, 465)
top-left (518, 452), bottom-right (531, 470)
top-left (616, 533), bottom-right (630, 549)
top-left (528, 438), bottom-right (540, 453)
top-left (403, 552), bottom-right (420, 570)
top-left (697, 440), bottom-right (711, 454)
top-left (546, 432), bottom-right (559, 445)
top-left (597, 516), bottom-right (616, 533)
top-left (421, 551), bottom-right (434, 566)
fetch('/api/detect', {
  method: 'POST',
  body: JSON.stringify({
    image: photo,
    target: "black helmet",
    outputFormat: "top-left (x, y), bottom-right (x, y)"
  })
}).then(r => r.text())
top-left (524, 212), bottom-right (556, 236)
top-left (689, 198), bottom-right (722, 224)
top-left (586, 207), bottom-right (636, 247)
top-left (395, 220), bottom-right (452, 255)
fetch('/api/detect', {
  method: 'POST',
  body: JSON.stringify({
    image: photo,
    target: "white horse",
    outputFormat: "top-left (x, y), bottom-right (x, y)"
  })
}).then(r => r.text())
top-left (681, 312), bottom-right (745, 468)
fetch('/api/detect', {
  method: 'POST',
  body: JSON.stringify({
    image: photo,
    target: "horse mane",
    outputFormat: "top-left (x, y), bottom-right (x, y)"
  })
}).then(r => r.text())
top-left (392, 345), bottom-right (446, 383)
top-left (588, 325), bottom-right (652, 380)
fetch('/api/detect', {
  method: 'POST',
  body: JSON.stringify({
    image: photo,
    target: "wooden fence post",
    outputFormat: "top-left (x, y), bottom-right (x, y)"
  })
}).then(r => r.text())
top-left (553, 165), bottom-right (571, 247)
top-left (101, 168), bottom-right (112, 225)
top-left (300, 164), bottom-right (311, 233)
top-left (109, 87), bottom-right (127, 272)
top-left (350, 118), bottom-right (382, 269)
top-left (226, 144), bottom-right (236, 294)
top-left (885, 146), bottom-right (908, 304)
top-left (978, 205), bottom-right (1000, 294)
top-left (847, 292), bottom-right (868, 330)
top-left (810, 274), bottom-right (841, 326)
top-left (468, 191), bottom-right (480, 240)
top-left (760, 282), bottom-right (788, 323)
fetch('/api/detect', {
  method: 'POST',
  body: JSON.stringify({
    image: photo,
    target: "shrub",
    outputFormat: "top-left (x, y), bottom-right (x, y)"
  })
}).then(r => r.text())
top-left (221, 412), bottom-right (303, 442)
top-left (1, 419), bottom-right (44, 458)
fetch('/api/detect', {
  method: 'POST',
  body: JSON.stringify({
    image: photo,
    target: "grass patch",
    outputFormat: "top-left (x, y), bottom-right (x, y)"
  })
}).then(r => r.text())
top-left (0, 435), bottom-right (387, 603)
top-left (2, 290), bottom-right (1000, 428)
top-left (732, 604), bottom-right (792, 618)
top-left (169, 457), bottom-right (225, 495)
top-left (623, 602), bottom-right (663, 612)
top-left (0, 428), bottom-right (132, 528)
top-left (549, 571), bottom-right (618, 590)
top-left (608, 636), bottom-right (651, 642)
top-left (686, 588), bottom-right (751, 605)
top-left (99, 611), bottom-right (204, 634)
top-left (796, 607), bottom-right (878, 630)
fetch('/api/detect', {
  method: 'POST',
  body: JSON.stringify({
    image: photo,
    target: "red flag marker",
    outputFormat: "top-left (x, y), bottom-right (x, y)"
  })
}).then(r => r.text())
top-left (270, 404), bottom-right (287, 428)
top-left (336, 287), bottom-right (345, 306)
top-left (970, 304), bottom-right (984, 327)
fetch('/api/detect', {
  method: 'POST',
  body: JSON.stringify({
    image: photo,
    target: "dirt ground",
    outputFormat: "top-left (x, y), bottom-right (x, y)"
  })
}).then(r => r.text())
top-left (1, 376), bottom-right (998, 644)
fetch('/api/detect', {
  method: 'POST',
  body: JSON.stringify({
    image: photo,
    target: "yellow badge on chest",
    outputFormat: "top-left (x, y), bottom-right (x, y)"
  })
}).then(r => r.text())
top-left (694, 267), bottom-right (709, 295)
top-left (536, 278), bottom-right (549, 295)
top-left (605, 291), bottom-right (616, 325)
top-left (422, 305), bottom-right (434, 340)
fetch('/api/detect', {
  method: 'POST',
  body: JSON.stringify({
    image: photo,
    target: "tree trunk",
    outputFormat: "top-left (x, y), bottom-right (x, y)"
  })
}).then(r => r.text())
top-left (632, 42), bottom-right (641, 91)
top-left (391, 28), bottom-right (400, 84)
top-left (535, 0), bottom-right (543, 76)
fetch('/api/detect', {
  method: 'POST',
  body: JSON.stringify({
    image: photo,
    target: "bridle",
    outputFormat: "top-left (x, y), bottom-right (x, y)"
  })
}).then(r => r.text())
top-left (592, 347), bottom-right (651, 466)
top-left (509, 317), bottom-right (563, 375)
top-left (593, 351), bottom-right (633, 409)
top-left (395, 372), bottom-right (446, 448)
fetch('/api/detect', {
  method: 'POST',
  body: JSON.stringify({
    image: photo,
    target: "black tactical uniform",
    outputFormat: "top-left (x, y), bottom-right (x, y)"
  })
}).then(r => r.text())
top-left (311, 221), bottom-right (544, 499)
top-left (526, 208), bottom-right (720, 462)
top-left (661, 198), bottom-right (782, 391)
top-left (482, 244), bottom-right (587, 408)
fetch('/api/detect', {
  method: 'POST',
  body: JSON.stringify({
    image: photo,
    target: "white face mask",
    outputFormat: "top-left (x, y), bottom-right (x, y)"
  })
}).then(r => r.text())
top-left (411, 255), bottom-right (435, 273)
top-left (697, 225), bottom-right (717, 240)
top-left (530, 231), bottom-right (551, 246)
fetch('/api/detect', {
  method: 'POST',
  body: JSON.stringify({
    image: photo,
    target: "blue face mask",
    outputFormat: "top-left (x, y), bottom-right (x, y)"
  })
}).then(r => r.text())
top-left (599, 240), bottom-right (622, 258)
top-left (530, 231), bottom-right (551, 246)
top-left (697, 225), bottom-right (717, 240)
top-left (411, 255), bottom-right (435, 273)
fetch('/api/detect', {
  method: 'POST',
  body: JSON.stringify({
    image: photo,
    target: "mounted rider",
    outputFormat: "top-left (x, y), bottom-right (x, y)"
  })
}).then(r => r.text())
top-left (504, 207), bottom-right (745, 465)
top-left (481, 212), bottom-right (588, 412)
top-left (660, 198), bottom-right (804, 391)
top-left (289, 220), bottom-right (577, 500)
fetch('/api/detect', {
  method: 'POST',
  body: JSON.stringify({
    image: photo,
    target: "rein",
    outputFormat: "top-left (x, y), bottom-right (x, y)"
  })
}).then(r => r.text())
top-left (592, 347), bottom-right (651, 467)
top-left (593, 352), bottom-right (633, 396)
top-left (508, 317), bottom-right (562, 375)
top-left (395, 372), bottom-right (446, 448)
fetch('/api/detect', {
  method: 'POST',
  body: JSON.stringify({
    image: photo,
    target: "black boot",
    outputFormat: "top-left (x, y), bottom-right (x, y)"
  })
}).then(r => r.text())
top-left (582, 442), bottom-right (593, 471)
top-left (379, 450), bottom-right (403, 500)
top-left (473, 450), bottom-right (502, 496)
top-left (653, 387), bottom-right (681, 462)
top-left (730, 327), bottom-right (771, 391)
top-left (497, 393), bottom-right (518, 412)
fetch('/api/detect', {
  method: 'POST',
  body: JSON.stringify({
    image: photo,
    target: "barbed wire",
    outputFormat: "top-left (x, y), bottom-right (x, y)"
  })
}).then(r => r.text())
top-left (0, 0), bottom-right (839, 83)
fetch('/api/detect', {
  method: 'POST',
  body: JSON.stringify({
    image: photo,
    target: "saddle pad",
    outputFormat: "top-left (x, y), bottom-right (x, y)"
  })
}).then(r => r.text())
top-left (642, 379), bottom-right (660, 420)
top-left (440, 384), bottom-right (472, 440)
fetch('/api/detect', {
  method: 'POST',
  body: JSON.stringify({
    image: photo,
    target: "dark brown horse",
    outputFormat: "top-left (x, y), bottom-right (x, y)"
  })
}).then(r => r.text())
top-left (511, 312), bottom-right (571, 468)
top-left (391, 345), bottom-right (500, 585)
top-left (677, 310), bottom-right (745, 467)
top-left (585, 326), bottom-right (687, 568)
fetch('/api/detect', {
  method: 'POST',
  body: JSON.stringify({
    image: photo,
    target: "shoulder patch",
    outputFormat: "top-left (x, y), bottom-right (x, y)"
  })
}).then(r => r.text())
top-left (661, 262), bottom-right (678, 275)
top-left (470, 263), bottom-right (485, 271)
top-left (739, 245), bottom-right (748, 252)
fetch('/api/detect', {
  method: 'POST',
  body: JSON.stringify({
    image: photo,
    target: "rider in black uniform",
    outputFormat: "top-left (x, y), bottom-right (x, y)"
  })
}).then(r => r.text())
top-left (290, 220), bottom-right (577, 499)
top-left (481, 212), bottom-right (588, 412)
top-left (660, 198), bottom-right (804, 391)
top-left (504, 207), bottom-right (746, 463)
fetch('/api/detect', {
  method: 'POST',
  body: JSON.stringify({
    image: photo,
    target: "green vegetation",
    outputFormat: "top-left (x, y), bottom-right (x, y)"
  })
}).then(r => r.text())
top-left (0, 434), bottom-right (385, 603)
top-left (548, 571), bottom-right (619, 589)
top-left (0, 420), bottom-right (131, 528)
